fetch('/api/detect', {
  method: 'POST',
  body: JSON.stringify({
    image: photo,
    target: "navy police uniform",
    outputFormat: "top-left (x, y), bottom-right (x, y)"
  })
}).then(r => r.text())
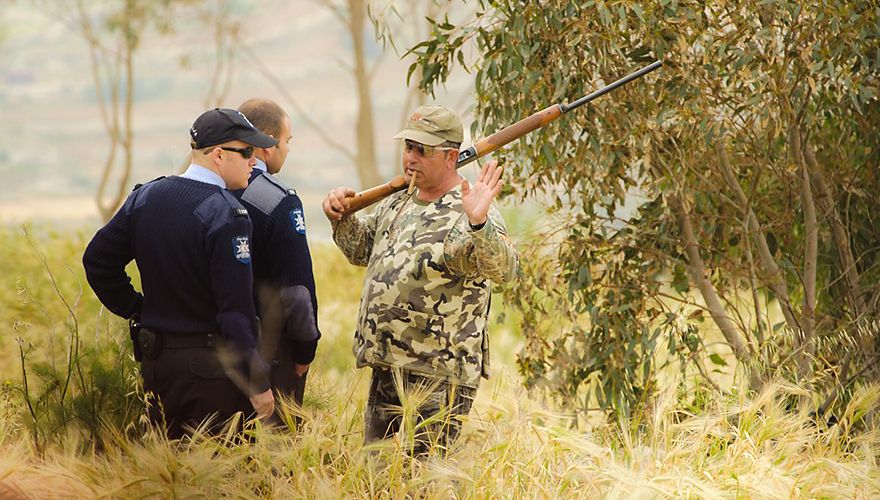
top-left (83, 108), bottom-right (277, 438)
top-left (234, 161), bottom-right (320, 416)
top-left (83, 176), bottom-right (270, 438)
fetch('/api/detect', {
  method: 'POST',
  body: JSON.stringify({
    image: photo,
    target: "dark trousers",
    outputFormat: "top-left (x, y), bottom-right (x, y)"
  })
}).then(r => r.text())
top-left (364, 367), bottom-right (476, 456)
top-left (141, 345), bottom-right (252, 439)
top-left (265, 337), bottom-right (307, 428)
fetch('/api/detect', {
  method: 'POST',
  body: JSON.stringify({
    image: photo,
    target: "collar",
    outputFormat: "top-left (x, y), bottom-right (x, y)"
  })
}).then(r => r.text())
top-left (254, 158), bottom-right (268, 173)
top-left (181, 164), bottom-right (226, 188)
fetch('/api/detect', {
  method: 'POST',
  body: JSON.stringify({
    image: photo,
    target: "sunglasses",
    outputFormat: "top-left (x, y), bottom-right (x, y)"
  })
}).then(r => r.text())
top-left (216, 146), bottom-right (255, 159)
top-left (404, 139), bottom-right (457, 157)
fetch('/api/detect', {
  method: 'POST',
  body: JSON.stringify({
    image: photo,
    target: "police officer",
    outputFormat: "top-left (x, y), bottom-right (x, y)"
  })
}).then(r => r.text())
top-left (83, 108), bottom-right (276, 438)
top-left (322, 105), bottom-right (519, 455)
top-left (234, 98), bottom-right (320, 423)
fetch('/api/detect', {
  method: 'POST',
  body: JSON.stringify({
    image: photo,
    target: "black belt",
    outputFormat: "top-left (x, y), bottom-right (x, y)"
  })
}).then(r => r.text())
top-left (137, 328), bottom-right (220, 360)
top-left (159, 332), bottom-right (219, 349)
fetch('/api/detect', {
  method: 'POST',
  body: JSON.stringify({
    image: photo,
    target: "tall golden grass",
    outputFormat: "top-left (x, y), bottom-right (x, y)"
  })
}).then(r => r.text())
top-left (1, 226), bottom-right (878, 498)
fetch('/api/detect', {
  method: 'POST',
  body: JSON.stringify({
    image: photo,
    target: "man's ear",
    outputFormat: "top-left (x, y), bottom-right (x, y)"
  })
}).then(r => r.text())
top-left (208, 147), bottom-right (222, 164)
top-left (447, 150), bottom-right (460, 168)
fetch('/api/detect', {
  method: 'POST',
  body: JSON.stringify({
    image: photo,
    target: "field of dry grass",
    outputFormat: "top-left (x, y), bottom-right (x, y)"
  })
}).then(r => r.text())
top-left (1, 226), bottom-right (878, 498)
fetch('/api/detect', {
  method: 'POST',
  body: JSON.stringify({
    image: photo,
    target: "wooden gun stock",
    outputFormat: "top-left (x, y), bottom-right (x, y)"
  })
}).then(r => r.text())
top-left (459, 104), bottom-right (563, 167)
top-left (339, 60), bottom-right (661, 216)
top-left (337, 105), bottom-right (563, 217)
top-left (340, 175), bottom-right (409, 216)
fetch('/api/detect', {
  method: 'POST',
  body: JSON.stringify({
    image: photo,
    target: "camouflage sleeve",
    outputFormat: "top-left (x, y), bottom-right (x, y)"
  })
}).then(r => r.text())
top-left (443, 205), bottom-right (519, 283)
top-left (331, 202), bottom-right (383, 267)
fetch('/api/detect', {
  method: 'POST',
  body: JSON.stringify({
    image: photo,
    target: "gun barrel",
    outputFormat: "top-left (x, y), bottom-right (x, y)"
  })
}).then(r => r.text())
top-left (342, 60), bottom-right (662, 213)
top-left (561, 60), bottom-right (662, 113)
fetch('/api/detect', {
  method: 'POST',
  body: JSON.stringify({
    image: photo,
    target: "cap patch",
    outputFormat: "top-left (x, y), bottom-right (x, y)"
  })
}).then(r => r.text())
top-left (418, 118), bottom-right (439, 130)
top-left (233, 235), bottom-right (251, 263)
top-left (235, 110), bottom-right (256, 128)
top-left (289, 208), bottom-right (306, 235)
top-left (394, 105), bottom-right (463, 144)
top-left (190, 108), bottom-right (277, 149)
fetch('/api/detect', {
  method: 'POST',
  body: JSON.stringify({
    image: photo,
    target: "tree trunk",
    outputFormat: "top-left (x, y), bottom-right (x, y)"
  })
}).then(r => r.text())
top-left (804, 145), bottom-right (868, 324)
top-left (349, 0), bottom-right (382, 189)
top-left (715, 142), bottom-right (802, 335)
top-left (789, 124), bottom-right (817, 381)
top-left (672, 194), bottom-right (761, 391)
top-left (118, 8), bottom-right (135, 216)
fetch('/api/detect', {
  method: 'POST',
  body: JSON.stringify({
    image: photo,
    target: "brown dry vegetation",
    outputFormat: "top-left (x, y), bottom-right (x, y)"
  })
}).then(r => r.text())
top-left (0, 226), bottom-right (878, 498)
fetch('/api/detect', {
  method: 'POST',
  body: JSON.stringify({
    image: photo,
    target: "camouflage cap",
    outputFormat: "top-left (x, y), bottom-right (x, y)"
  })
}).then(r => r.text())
top-left (393, 105), bottom-right (463, 146)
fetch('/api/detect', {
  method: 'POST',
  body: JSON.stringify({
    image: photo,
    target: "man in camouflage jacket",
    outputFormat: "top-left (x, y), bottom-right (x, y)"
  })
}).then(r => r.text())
top-left (322, 105), bottom-right (518, 454)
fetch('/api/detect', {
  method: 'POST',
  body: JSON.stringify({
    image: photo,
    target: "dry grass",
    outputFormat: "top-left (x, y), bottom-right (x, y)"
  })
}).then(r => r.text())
top-left (1, 226), bottom-right (879, 498)
top-left (2, 370), bottom-right (878, 498)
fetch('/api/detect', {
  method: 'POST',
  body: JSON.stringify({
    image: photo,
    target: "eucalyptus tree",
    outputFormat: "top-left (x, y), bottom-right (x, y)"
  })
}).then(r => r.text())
top-left (26, 0), bottom-right (250, 191)
top-left (409, 0), bottom-right (880, 418)
top-left (72, 0), bottom-right (197, 220)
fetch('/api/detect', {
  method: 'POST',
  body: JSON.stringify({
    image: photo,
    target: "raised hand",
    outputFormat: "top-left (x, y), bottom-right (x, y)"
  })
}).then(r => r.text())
top-left (461, 160), bottom-right (503, 226)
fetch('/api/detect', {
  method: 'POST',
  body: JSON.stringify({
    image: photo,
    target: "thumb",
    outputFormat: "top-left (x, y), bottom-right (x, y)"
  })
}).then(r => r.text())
top-left (461, 179), bottom-right (470, 195)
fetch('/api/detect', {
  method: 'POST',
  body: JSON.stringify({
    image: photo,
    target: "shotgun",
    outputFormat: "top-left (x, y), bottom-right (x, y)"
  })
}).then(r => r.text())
top-left (341, 60), bottom-right (662, 216)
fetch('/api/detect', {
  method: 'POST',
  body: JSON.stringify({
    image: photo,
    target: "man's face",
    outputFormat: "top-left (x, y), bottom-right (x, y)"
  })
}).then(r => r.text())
top-left (402, 139), bottom-right (456, 190)
top-left (215, 140), bottom-right (255, 189)
top-left (266, 116), bottom-right (292, 175)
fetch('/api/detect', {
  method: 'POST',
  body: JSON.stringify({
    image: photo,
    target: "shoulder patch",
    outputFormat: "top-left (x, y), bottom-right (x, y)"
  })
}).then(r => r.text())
top-left (261, 172), bottom-right (292, 191)
top-left (195, 190), bottom-right (250, 236)
top-left (241, 174), bottom-right (287, 215)
top-left (129, 177), bottom-right (166, 214)
top-left (289, 208), bottom-right (306, 235)
top-left (233, 235), bottom-right (251, 263)
top-left (132, 176), bottom-right (165, 192)
top-left (217, 189), bottom-right (251, 214)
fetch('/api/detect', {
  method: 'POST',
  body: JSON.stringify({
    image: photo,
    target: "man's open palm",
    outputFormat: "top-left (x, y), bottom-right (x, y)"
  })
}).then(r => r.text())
top-left (461, 160), bottom-right (503, 226)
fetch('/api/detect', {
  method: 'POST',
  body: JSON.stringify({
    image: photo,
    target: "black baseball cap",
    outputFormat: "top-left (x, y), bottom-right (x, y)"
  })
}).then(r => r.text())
top-left (190, 108), bottom-right (278, 149)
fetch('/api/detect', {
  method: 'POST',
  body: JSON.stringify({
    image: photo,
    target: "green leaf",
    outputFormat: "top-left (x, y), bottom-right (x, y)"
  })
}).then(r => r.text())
top-left (709, 353), bottom-right (728, 367)
top-left (541, 141), bottom-right (558, 166)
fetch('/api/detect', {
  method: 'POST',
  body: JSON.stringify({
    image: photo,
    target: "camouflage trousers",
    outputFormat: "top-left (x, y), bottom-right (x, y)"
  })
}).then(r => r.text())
top-left (364, 366), bottom-right (476, 456)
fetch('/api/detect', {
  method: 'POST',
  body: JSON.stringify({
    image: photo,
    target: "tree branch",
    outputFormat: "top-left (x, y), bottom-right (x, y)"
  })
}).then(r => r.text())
top-left (715, 141), bottom-right (801, 335)
top-left (95, 41), bottom-right (124, 221)
top-left (239, 45), bottom-right (355, 163)
top-left (671, 193), bottom-right (757, 389)
top-left (804, 144), bottom-right (868, 322)
top-left (788, 119), bottom-right (817, 380)
top-left (743, 218), bottom-right (768, 356)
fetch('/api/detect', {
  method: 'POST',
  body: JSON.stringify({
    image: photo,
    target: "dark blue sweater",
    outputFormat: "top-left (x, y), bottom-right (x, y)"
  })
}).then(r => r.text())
top-left (235, 170), bottom-right (320, 365)
top-left (83, 176), bottom-right (269, 393)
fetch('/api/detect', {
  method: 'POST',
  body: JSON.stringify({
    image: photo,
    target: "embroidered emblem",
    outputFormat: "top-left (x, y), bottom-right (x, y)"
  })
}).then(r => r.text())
top-left (289, 209), bottom-right (306, 235)
top-left (233, 235), bottom-right (251, 263)
top-left (234, 207), bottom-right (248, 217)
top-left (411, 111), bottom-right (439, 130)
top-left (236, 110), bottom-right (256, 128)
